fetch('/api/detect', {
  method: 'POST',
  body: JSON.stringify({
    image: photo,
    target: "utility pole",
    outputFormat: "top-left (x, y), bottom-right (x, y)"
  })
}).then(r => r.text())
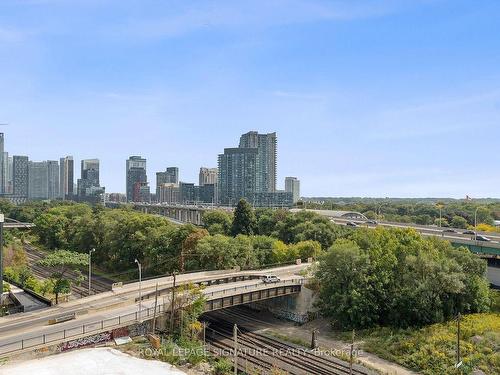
top-left (233, 323), bottom-right (238, 375)
top-left (169, 272), bottom-right (177, 333)
top-left (180, 248), bottom-right (185, 273)
top-left (152, 283), bottom-right (159, 334)
top-left (350, 329), bottom-right (355, 375)
top-left (474, 207), bottom-right (480, 241)
top-left (134, 259), bottom-right (142, 322)
top-left (311, 329), bottom-right (318, 349)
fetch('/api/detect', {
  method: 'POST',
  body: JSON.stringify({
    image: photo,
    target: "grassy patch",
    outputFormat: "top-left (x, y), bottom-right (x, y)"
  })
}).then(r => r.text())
top-left (348, 313), bottom-right (500, 375)
top-left (266, 331), bottom-right (310, 348)
top-left (491, 290), bottom-right (500, 313)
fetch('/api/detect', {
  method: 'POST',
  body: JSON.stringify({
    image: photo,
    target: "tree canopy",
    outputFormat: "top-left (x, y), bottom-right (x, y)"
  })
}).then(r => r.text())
top-left (38, 250), bottom-right (89, 303)
top-left (316, 227), bottom-right (491, 329)
top-left (231, 199), bottom-right (256, 236)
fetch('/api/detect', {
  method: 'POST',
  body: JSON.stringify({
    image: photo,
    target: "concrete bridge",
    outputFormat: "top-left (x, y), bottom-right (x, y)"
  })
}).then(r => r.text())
top-left (0, 264), bottom-right (309, 357)
top-left (105, 202), bottom-right (230, 226)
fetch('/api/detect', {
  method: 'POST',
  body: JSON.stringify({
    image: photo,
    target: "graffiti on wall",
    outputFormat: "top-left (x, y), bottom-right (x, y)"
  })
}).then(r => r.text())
top-left (269, 308), bottom-right (309, 324)
top-left (112, 327), bottom-right (130, 339)
top-left (60, 332), bottom-right (112, 352)
top-left (128, 321), bottom-right (150, 337)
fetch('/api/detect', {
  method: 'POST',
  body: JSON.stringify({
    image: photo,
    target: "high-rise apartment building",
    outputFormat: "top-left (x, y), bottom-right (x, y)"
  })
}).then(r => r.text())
top-left (59, 156), bottom-right (74, 200)
top-left (13, 155), bottom-right (29, 198)
top-left (285, 177), bottom-right (300, 204)
top-left (2, 152), bottom-right (9, 194)
top-left (78, 159), bottom-right (103, 201)
top-left (81, 159), bottom-right (100, 185)
top-left (179, 182), bottom-right (195, 204)
top-left (158, 183), bottom-right (180, 204)
top-left (218, 147), bottom-right (258, 206)
top-left (47, 160), bottom-right (59, 199)
top-left (156, 167), bottom-right (179, 196)
top-left (28, 161), bottom-right (49, 199)
top-left (7, 156), bottom-right (13, 194)
top-left (239, 131), bottom-right (277, 193)
top-left (0, 133), bottom-right (4, 194)
top-left (126, 156), bottom-right (147, 202)
top-left (199, 167), bottom-right (218, 186)
top-left (218, 131), bottom-right (291, 207)
top-left (133, 181), bottom-right (150, 203)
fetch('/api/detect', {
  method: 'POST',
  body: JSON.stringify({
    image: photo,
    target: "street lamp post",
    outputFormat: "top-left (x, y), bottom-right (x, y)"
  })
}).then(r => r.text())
top-left (88, 248), bottom-right (95, 296)
top-left (135, 258), bottom-right (142, 322)
top-left (474, 207), bottom-right (480, 241)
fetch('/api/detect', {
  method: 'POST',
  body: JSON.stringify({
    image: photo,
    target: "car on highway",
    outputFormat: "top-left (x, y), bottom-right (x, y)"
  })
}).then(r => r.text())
top-left (442, 228), bottom-right (457, 233)
top-left (262, 275), bottom-right (281, 284)
top-left (463, 230), bottom-right (476, 235)
top-left (346, 221), bottom-right (358, 227)
top-left (475, 235), bottom-right (491, 242)
top-left (366, 220), bottom-right (378, 225)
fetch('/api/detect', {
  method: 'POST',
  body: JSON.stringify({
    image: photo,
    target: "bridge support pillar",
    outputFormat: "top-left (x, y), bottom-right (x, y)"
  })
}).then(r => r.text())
top-left (247, 285), bottom-right (317, 324)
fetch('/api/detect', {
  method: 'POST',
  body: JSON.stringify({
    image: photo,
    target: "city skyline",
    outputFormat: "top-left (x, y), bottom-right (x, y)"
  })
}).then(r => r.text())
top-left (1, 1), bottom-right (499, 197)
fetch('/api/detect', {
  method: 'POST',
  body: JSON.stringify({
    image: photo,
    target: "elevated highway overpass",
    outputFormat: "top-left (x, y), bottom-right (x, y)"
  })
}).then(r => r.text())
top-left (326, 216), bottom-right (500, 258)
top-left (0, 264), bottom-right (308, 357)
top-left (106, 203), bottom-right (500, 259)
top-left (105, 202), bottom-right (233, 226)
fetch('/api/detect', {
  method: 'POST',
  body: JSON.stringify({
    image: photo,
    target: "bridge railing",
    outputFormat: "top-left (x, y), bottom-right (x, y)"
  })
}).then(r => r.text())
top-left (0, 278), bottom-right (305, 356)
top-left (204, 278), bottom-right (305, 299)
top-left (0, 302), bottom-right (169, 356)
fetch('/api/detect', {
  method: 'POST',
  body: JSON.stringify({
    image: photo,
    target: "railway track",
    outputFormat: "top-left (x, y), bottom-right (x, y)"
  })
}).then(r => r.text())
top-left (203, 314), bottom-right (374, 375)
top-left (23, 243), bottom-right (114, 299)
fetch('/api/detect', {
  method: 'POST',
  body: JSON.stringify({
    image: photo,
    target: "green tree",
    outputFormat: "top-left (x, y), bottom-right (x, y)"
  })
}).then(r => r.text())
top-left (202, 210), bottom-right (232, 235)
top-left (231, 199), bottom-right (256, 236)
top-left (316, 239), bottom-right (378, 329)
top-left (38, 250), bottom-right (89, 304)
top-left (271, 240), bottom-right (295, 264)
top-left (250, 235), bottom-right (276, 265)
top-left (434, 217), bottom-right (449, 227)
top-left (291, 240), bottom-right (322, 260)
top-left (316, 227), bottom-right (491, 329)
top-left (233, 235), bottom-right (259, 269)
top-left (194, 235), bottom-right (237, 270)
top-left (476, 206), bottom-right (494, 225)
top-left (450, 215), bottom-right (468, 229)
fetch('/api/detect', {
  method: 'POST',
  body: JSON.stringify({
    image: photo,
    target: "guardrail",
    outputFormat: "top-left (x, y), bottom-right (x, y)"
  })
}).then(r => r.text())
top-left (0, 303), bottom-right (168, 356)
top-left (205, 278), bottom-right (305, 299)
top-left (0, 278), bottom-right (304, 357)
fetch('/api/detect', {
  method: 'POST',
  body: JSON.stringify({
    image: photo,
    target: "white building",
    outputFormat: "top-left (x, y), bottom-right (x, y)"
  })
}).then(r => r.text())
top-left (285, 176), bottom-right (300, 204)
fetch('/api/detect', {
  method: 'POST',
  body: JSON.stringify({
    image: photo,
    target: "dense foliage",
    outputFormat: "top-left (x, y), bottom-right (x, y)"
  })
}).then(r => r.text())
top-left (2, 199), bottom-right (493, 334)
top-left (37, 249), bottom-right (89, 303)
top-left (19, 202), bottom-right (331, 278)
top-left (357, 312), bottom-right (500, 375)
top-left (316, 227), bottom-right (491, 329)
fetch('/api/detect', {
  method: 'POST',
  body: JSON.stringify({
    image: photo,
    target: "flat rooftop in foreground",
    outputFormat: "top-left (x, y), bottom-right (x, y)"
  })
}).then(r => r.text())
top-left (0, 348), bottom-right (186, 375)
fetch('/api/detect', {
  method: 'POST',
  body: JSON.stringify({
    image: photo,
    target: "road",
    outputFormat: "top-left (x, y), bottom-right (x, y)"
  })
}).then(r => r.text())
top-left (0, 264), bottom-right (307, 356)
top-left (329, 217), bottom-right (500, 249)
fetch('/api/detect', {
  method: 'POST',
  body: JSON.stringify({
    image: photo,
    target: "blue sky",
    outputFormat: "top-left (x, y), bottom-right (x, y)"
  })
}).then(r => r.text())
top-left (0, 0), bottom-right (499, 197)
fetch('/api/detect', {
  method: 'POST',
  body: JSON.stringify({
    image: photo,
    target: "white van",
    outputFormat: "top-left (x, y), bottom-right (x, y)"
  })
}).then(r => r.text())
top-left (262, 275), bottom-right (280, 284)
